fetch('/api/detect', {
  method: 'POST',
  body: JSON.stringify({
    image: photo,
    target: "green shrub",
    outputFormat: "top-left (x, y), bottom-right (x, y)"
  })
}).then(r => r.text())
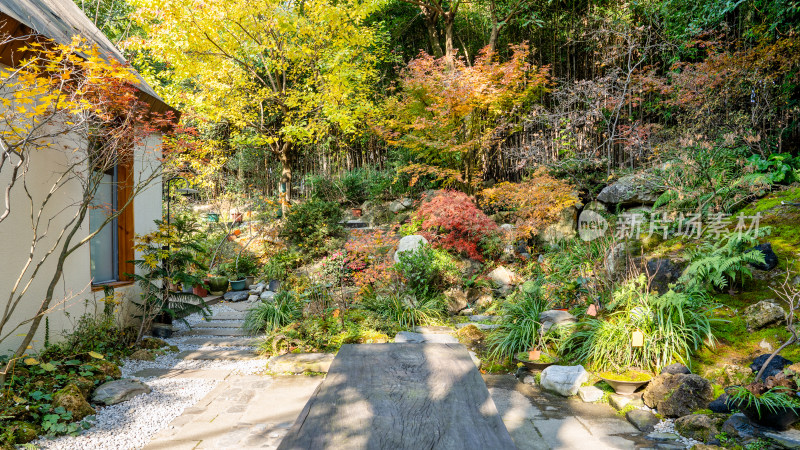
top-left (41, 313), bottom-right (135, 363)
top-left (394, 244), bottom-right (458, 298)
top-left (282, 199), bottom-right (344, 257)
top-left (243, 291), bottom-right (301, 334)
top-left (487, 280), bottom-right (551, 360)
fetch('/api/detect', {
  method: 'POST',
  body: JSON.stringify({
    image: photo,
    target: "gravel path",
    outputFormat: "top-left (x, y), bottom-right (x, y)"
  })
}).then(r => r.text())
top-left (35, 301), bottom-right (267, 450)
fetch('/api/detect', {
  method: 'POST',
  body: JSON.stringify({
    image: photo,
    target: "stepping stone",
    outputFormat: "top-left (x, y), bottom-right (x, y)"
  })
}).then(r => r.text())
top-left (456, 322), bottom-right (500, 331)
top-left (182, 328), bottom-right (250, 337)
top-left (191, 321), bottom-right (244, 329)
top-left (268, 353), bottom-right (335, 373)
top-left (226, 302), bottom-right (257, 312)
top-left (468, 315), bottom-right (501, 322)
top-left (626, 409), bottom-right (659, 432)
top-left (208, 314), bottom-right (247, 321)
top-left (395, 331), bottom-right (458, 344)
top-left (176, 349), bottom-right (263, 360)
top-left (413, 325), bottom-right (455, 334)
top-left (179, 338), bottom-right (260, 347)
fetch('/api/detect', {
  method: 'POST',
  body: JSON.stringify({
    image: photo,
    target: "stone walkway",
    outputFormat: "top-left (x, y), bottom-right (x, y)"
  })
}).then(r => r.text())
top-left (139, 303), bottom-right (323, 450)
top-left (137, 309), bottom-right (679, 450)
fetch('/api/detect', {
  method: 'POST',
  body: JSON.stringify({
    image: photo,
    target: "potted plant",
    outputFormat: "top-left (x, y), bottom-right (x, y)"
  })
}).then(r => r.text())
top-left (596, 370), bottom-right (653, 395)
top-left (514, 349), bottom-right (559, 371)
top-left (207, 266), bottom-right (229, 295)
top-left (229, 272), bottom-right (248, 291)
top-left (193, 281), bottom-right (209, 297)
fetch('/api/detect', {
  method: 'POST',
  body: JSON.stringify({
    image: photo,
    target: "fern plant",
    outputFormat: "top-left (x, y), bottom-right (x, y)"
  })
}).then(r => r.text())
top-left (679, 229), bottom-right (769, 293)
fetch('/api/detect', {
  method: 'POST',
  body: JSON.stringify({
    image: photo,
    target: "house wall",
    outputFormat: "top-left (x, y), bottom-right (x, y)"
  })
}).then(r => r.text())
top-left (0, 127), bottom-right (162, 356)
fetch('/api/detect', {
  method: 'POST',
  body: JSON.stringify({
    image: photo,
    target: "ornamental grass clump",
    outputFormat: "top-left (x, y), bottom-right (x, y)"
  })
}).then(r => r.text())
top-left (564, 275), bottom-right (716, 373)
top-left (244, 291), bottom-right (301, 334)
top-left (487, 279), bottom-right (551, 360)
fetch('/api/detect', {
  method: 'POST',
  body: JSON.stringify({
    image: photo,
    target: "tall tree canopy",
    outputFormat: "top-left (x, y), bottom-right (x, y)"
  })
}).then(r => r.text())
top-left (128, 0), bottom-right (388, 206)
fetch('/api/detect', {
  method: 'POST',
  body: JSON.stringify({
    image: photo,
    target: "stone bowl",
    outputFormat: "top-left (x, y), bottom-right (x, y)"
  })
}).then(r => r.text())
top-left (514, 355), bottom-right (559, 371)
top-left (598, 373), bottom-right (652, 395)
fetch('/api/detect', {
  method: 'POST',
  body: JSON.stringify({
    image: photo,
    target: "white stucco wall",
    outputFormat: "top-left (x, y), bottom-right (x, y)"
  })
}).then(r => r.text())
top-left (0, 125), bottom-right (162, 356)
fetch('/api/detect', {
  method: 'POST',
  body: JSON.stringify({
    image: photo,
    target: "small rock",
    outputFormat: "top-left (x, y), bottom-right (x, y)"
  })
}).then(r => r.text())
top-left (459, 308), bottom-right (475, 316)
top-left (249, 283), bottom-right (266, 294)
top-left (475, 294), bottom-right (493, 308)
top-left (92, 379), bottom-right (151, 405)
top-left (751, 353), bottom-right (793, 380)
top-left (748, 243), bottom-right (778, 271)
top-left (647, 432), bottom-right (680, 442)
top-left (260, 291), bottom-right (276, 301)
top-left (500, 223), bottom-right (515, 231)
top-left (708, 394), bottom-right (732, 414)
top-left (393, 235), bottom-right (428, 263)
top-left (400, 197), bottom-right (413, 208)
top-left (522, 375), bottom-right (537, 386)
top-left (539, 310), bottom-right (577, 334)
top-left (224, 291), bottom-right (249, 302)
top-left (578, 386), bottom-right (604, 403)
top-left (643, 373), bottom-right (713, 418)
top-left (626, 409), bottom-right (659, 432)
top-left (661, 363), bottom-right (691, 375)
top-left (743, 300), bottom-right (786, 330)
top-left (759, 339), bottom-right (773, 352)
top-left (609, 393), bottom-right (642, 410)
top-left (268, 353), bottom-right (334, 373)
top-left (539, 365), bottom-right (589, 397)
top-left (675, 413), bottom-right (728, 443)
top-left (129, 349), bottom-right (155, 361)
top-left (388, 200), bottom-right (407, 213)
top-left (247, 295), bottom-right (259, 302)
top-left (487, 266), bottom-right (520, 287)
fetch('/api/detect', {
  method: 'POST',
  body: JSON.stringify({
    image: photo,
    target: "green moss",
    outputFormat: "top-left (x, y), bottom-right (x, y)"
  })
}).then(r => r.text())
top-left (597, 370), bottom-right (652, 382)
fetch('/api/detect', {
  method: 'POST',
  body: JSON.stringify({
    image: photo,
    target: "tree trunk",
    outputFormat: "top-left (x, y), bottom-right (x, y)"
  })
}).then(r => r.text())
top-left (444, 12), bottom-right (456, 69)
top-left (421, 7), bottom-right (444, 58)
top-left (279, 143), bottom-right (292, 217)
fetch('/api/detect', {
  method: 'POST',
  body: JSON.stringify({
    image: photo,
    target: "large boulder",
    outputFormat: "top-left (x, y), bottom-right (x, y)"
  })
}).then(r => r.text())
top-left (748, 243), bottom-right (778, 271)
top-left (92, 379), bottom-right (151, 406)
top-left (751, 353), bottom-right (793, 380)
top-left (743, 301), bottom-right (786, 330)
top-left (541, 204), bottom-right (579, 245)
top-left (647, 259), bottom-right (684, 294)
top-left (389, 200), bottom-right (407, 213)
top-left (444, 288), bottom-right (468, 314)
top-left (539, 365), bottom-right (590, 397)
top-left (52, 384), bottom-right (95, 420)
top-left (597, 171), bottom-right (663, 206)
top-left (642, 373), bottom-right (713, 417)
top-left (394, 235), bottom-right (428, 263)
top-left (606, 242), bottom-right (630, 281)
top-left (539, 310), bottom-right (577, 334)
top-left (675, 414), bottom-right (728, 443)
top-left (487, 266), bottom-right (520, 288)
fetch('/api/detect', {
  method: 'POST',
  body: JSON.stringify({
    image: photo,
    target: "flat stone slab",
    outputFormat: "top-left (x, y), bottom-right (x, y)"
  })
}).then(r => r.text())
top-left (413, 325), bottom-right (455, 334)
top-left (92, 379), bottom-right (151, 405)
top-left (179, 338), bottom-right (260, 347)
top-left (226, 302), bottom-right (258, 312)
top-left (268, 353), bottom-right (335, 373)
top-left (191, 321), bottom-right (244, 329)
top-left (468, 315), bottom-right (501, 322)
top-left (394, 331), bottom-right (459, 344)
top-left (132, 368), bottom-right (234, 380)
top-left (182, 328), bottom-right (250, 337)
top-left (456, 322), bottom-right (501, 331)
top-left (209, 312), bottom-right (248, 320)
top-left (176, 349), bottom-right (263, 360)
top-left (278, 343), bottom-right (514, 449)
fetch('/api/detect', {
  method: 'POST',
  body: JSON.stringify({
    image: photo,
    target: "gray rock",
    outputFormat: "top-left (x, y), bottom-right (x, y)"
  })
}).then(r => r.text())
top-left (743, 300), bottom-right (785, 329)
top-left (606, 242), bottom-right (631, 281)
top-left (584, 201), bottom-right (607, 212)
top-left (642, 373), bottom-right (713, 418)
top-left (400, 197), bottom-right (413, 208)
top-left (393, 235), bottom-right (428, 263)
top-left (749, 243), bottom-right (778, 271)
top-left (393, 331), bottom-right (458, 344)
top-left (626, 409), bottom-right (659, 432)
top-left (260, 291), bottom-right (276, 302)
top-left (268, 353), bottom-right (334, 373)
top-left (475, 294), bottom-right (493, 308)
top-left (646, 432), bottom-right (680, 442)
top-left (223, 291), bottom-right (249, 302)
top-left (247, 295), bottom-right (259, 302)
top-left (249, 283), bottom-right (266, 294)
top-left (91, 379), bottom-right (151, 406)
top-left (661, 363), bottom-right (691, 375)
top-left (577, 385), bottom-right (604, 403)
top-left (539, 365), bottom-right (589, 397)
top-left (764, 430), bottom-right (800, 449)
top-left (444, 288), bottom-right (468, 314)
top-left (522, 375), bottom-right (537, 386)
top-left (539, 310), bottom-right (577, 334)
top-left (609, 393), bottom-right (642, 410)
top-left (708, 394), bottom-right (732, 414)
top-left (675, 413), bottom-right (727, 443)
top-left (647, 259), bottom-right (684, 295)
top-left (597, 171), bottom-right (663, 206)
top-left (487, 266), bottom-right (519, 287)
top-left (751, 353), bottom-right (793, 380)
top-left (722, 413), bottom-right (766, 440)
top-left (541, 204), bottom-right (579, 245)
top-left (389, 200), bottom-right (407, 213)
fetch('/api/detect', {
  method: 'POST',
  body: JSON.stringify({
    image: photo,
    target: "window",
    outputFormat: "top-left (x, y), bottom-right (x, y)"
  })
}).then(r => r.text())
top-left (89, 159), bottom-right (135, 286)
top-left (90, 168), bottom-right (118, 283)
